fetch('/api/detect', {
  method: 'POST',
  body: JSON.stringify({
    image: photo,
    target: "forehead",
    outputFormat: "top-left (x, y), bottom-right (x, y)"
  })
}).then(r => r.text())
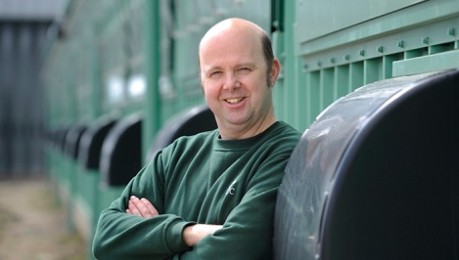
top-left (199, 26), bottom-right (264, 67)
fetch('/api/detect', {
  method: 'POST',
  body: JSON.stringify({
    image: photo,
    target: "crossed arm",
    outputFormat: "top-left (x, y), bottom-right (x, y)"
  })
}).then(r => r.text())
top-left (126, 196), bottom-right (223, 247)
top-left (93, 139), bottom-right (296, 259)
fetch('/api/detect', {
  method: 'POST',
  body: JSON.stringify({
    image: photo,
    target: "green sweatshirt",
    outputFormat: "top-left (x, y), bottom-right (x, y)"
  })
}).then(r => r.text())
top-left (92, 121), bottom-right (300, 259)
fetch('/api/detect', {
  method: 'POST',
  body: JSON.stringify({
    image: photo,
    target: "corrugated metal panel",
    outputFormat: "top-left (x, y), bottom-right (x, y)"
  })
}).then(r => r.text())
top-left (0, 21), bottom-right (50, 177)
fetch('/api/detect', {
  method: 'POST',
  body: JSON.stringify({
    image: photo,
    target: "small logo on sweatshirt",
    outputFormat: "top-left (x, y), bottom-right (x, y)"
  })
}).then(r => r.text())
top-left (226, 180), bottom-right (237, 196)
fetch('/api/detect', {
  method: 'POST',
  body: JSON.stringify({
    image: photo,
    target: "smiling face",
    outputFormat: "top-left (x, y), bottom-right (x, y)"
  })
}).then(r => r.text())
top-left (199, 19), bottom-right (280, 140)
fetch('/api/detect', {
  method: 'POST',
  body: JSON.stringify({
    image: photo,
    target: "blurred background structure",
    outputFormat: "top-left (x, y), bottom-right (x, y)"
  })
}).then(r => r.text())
top-left (1, 0), bottom-right (458, 259)
top-left (0, 0), bottom-right (69, 178)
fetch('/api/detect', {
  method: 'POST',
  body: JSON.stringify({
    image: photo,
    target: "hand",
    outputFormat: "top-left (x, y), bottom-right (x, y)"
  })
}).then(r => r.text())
top-left (183, 224), bottom-right (223, 247)
top-left (126, 196), bottom-right (159, 218)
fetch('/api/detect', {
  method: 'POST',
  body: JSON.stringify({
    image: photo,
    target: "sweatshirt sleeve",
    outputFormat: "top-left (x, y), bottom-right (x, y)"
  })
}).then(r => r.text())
top-left (92, 153), bottom-right (193, 260)
top-left (177, 138), bottom-right (297, 260)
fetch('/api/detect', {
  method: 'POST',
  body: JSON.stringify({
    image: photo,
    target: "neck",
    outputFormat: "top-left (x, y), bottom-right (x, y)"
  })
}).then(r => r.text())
top-left (219, 113), bottom-right (277, 140)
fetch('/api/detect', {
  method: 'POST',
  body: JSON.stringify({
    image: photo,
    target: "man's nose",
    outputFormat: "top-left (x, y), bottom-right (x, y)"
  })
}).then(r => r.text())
top-left (223, 73), bottom-right (239, 90)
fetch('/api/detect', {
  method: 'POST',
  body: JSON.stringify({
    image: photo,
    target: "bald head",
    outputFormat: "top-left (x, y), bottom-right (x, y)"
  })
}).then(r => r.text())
top-left (199, 18), bottom-right (275, 76)
top-left (200, 18), bottom-right (265, 46)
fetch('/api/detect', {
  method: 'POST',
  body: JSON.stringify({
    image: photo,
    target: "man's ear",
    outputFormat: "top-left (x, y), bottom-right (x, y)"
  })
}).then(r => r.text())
top-left (269, 59), bottom-right (281, 87)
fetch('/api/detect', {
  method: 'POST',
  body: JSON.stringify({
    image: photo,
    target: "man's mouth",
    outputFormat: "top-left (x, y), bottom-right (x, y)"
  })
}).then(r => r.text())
top-left (225, 97), bottom-right (244, 104)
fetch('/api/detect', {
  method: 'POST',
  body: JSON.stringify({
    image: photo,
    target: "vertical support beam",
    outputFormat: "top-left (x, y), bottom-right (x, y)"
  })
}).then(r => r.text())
top-left (335, 64), bottom-right (349, 98)
top-left (143, 0), bottom-right (161, 163)
top-left (364, 58), bottom-right (380, 85)
top-left (297, 61), bottom-right (309, 130)
top-left (309, 71), bottom-right (320, 122)
top-left (90, 36), bottom-right (101, 119)
top-left (382, 55), bottom-right (396, 79)
top-left (321, 68), bottom-right (334, 109)
top-left (350, 62), bottom-right (364, 91)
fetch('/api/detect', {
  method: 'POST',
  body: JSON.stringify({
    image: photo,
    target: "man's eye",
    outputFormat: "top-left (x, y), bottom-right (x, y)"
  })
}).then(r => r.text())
top-left (237, 67), bottom-right (251, 73)
top-left (209, 71), bottom-right (222, 78)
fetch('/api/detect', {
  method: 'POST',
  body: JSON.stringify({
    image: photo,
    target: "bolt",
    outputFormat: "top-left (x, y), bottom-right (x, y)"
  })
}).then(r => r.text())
top-left (397, 40), bottom-right (405, 48)
top-left (317, 61), bottom-right (322, 67)
top-left (344, 54), bottom-right (350, 61)
top-left (330, 58), bottom-right (336, 64)
top-left (422, 37), bottom-right (429, 45)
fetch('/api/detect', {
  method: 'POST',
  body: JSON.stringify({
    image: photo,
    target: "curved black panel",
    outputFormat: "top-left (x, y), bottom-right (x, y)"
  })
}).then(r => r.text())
top-left (64, 123), bottom-right (87, 159)
top-left (48, 127), bottom-right (63, 149)
top-left (78, 117), bottom-right (117, 171)
top-left (99, 114), bottom-right (142, 186)
top-left (55, 126), bottom-right (70, 152)
top-left (274, 69), bottom-right (459, 260)
top-left (146, 105), bottom-right (217, 161)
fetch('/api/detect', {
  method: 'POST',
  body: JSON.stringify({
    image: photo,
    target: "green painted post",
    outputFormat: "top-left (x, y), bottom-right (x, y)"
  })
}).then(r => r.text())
top-left (90, 39), bottom-right (101, 120)
top-left (143, 0), bottom-right (162, 163)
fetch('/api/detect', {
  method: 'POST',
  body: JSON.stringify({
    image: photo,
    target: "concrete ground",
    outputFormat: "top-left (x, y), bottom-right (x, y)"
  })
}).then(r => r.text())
top-left (0, 177), bottom-right (87, 260)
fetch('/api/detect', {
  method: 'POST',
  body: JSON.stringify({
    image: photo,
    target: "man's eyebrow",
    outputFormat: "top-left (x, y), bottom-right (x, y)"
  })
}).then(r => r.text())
top-left (203, 61), bottom-right (257, 72)
top-left (237, 63), bottom-right (256, 68)
top-left (203, 65), bottom-right (222, 73)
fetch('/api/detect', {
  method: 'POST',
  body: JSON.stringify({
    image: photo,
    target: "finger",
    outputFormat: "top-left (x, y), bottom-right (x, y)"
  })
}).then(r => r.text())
top-left (127, 197), bottom-right (142, 217)
top-left (140, 198), bottom-right (159, 216)
top-left (134, 198), bottom-right (156, 218)
top-left (129, 196), bottom-right (158, 218)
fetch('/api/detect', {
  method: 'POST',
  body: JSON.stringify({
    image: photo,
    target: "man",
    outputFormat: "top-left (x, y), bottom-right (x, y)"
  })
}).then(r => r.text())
top-left (92, 17), bottom-right (300, 259)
